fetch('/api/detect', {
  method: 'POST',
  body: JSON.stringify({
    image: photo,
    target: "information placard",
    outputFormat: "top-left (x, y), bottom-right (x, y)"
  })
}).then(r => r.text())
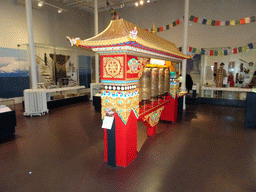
top-left (102, 116), bottom-right (114, 129)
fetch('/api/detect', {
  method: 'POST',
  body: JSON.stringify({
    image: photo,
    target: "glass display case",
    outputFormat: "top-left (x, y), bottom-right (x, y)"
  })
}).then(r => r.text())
top-left (45, 86), bottom-right (90, 109)
top-left (18, 43), bottom-right (93, 90)
top-left (0, 99), bottom-right (16, 139)
top-left (46, 86), bottom-right (89, 101)
top-left (186, 49), bottom-right (256, 106)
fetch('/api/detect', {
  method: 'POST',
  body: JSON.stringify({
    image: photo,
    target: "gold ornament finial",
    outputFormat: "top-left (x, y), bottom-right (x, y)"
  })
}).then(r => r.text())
top-left (151, 24), bottom-right (157, 35)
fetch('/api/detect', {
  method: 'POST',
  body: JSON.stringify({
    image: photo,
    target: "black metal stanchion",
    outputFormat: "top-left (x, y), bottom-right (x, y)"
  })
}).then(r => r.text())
top-left (107, 117), bottom-right (116, 168)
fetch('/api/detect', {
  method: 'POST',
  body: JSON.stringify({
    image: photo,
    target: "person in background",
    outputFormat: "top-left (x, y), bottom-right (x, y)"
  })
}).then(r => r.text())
top-left (216, 62), bottom-right (227, 87)
top-left (186, 74), bottom-right (193, 93)
top-left (250, 71), bottom-right (256, 87)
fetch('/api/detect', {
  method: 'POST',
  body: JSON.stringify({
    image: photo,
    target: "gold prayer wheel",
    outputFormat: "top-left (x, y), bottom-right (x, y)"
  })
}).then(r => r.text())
top-left (164, 68), bottom-right (170, 94)
top-left (151, 68), bottom-right (159, 99)
top-left (137, 76), bottom-right (142, 102)
top-left (141, 68), bottom-right (151, 101)
top-left (158, 68), bottom-right (164, 96)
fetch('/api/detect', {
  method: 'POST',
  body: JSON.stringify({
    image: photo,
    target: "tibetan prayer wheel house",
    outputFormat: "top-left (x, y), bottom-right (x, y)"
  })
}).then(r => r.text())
top-left (68, 19), bottom-right (190, 167)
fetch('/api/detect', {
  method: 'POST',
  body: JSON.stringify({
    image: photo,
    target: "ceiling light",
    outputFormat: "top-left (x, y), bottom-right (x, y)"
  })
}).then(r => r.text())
top-left (58, 8), bottom-right (63, 13)
top-left (38, 1), bottom-right (43, 7)
top-left (135, 2), bottom-right (139, 6)
top-left (147, 0), bottom-right (150, 3)
top-left (140, 0), bottom-right (144, 5)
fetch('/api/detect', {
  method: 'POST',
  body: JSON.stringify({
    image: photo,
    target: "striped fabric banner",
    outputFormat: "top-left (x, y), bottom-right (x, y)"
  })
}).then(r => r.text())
top-left (178, 42), bottom-right (255, 56)
top-left (145, 14), bottom-right (256, 33)
top-left (189, 14), bottom-right (256, 26)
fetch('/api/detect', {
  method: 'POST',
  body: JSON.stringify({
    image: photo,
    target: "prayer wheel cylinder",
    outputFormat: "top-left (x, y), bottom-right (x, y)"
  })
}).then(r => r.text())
top-left (158, 68), bottom-right (164, 96)
top-left (164, 68), bottom-right (170, 93)
top-left (151, 68), bottom-right (159, 99)
top-left (141, 68), bottom-right (151, 101)
top-left (137, 77), bottom-right (142, 102)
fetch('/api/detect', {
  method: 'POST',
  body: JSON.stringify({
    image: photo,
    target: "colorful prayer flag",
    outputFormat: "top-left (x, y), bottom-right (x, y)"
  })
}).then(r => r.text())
top-left (173, 21), bottom-right (176, 26)
top-left (214, 50), bottom-right (218, 56)
top-left (196, 49), bottom-right (201, 54)
top-left (207, 20), bottom-right (212, 25)
top-left (233, 48), bottom-right (238, 54)
top-left (202, 19), bottom-right (207, 25)
top-left (230, 20), bottom-right (235, 25)
top-left (243, 45), bottom-right (247, 51)
top-left (169, 23), bottom-right (173, 28)
top-left (228, 49), bottom-right (233, 55)
top-left (238, 46), bottom-right (242, 52)
top-left (157, 27), bottom-right (160, 32)
top-left (220, 21), bottom-right (225, 26)
top-left (250, 16), bottom-right (255, 22)
top-left (225, 21), bottom-right (230, 26)
top-left (198, 18), bottom-right (203, 24)
top-left (176, 19), bottom-right (180, 25)
top-left (240, 19), bottom-right (245, 24)
top-left (160, 27), bottom-right (163, 31)
top-left (211, 20), bottom-right (216, 26)
top-left (235, 20), bottom-right (240, 25)
top-left (189, 47), bottom-right (193, 52)
top-left (245, 17), bottom-right (250, 23)
top-left (201, 49), bottom-right (205, 55)
top-left (215, 21), bottom-right (220, 26)
top-left (192, 48), bottom-right (197, 53)
top-left (194, 17), bottom-right (199, 23)
top-left (210, 50), bottom-right (214, 56)
top-left (224, 50), bottom-right (228, 55)
top-left (219, 50), bottom-right (223, 56)
top-left (248, 43), bottom-right (253, 49)
top-left (166, 25), bottom-right (169, 30)
top-left (189, 15), bottom-right (195, 21)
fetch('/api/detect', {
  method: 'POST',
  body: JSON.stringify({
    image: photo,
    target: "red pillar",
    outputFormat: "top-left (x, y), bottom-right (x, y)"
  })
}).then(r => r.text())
top-left (104, 110), bottom-right (138, 167)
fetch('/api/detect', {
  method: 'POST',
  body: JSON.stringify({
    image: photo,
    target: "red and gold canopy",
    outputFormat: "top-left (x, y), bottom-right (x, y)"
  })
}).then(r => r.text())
top-left (68, 19), bottom-right (190, 61)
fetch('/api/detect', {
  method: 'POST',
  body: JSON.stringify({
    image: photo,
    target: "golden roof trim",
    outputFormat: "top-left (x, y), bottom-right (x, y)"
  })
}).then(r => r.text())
top-left (78, 19), bottom-right (189, 59)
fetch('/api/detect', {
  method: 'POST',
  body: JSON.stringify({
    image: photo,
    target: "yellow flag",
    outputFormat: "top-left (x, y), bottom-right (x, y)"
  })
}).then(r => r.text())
top-left (219, 50), bottom-right (223, 56)
top-left (169, 23), bottom-right (173, 28)
top-left (230, 20), bottom-right (235, 26)
top-left (206, 20), bottom-right (212, 25)
top-left (243, 45), bottom-right (247, 51)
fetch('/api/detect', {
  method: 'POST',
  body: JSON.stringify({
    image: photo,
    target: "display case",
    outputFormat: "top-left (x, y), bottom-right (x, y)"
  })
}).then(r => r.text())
top-left (0, 99), bottom-right (16, 139)
top-left (19, 43), bottom-right (93, 89)
top-left (45, 86), bottom-right (89, 109)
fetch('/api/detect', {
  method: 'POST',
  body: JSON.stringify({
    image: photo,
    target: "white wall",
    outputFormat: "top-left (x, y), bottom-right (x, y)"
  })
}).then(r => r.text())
top-left (0, 0), bottom-right (94, 49)
top-left (0, 1), bottom-right (95, 103)
top-left (98, 0), bottom-right (256, 92)
top-left (99, 0), bottom-right (256, 48)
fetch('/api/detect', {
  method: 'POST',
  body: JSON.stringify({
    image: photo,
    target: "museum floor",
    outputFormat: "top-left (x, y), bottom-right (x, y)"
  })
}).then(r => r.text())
top-left (0, 100), bottom-right (255, 191)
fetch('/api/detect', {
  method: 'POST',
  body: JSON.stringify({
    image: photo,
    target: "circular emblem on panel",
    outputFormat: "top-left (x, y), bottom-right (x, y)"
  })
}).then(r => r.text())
top-left (105, 57), bottom-right (122, 77)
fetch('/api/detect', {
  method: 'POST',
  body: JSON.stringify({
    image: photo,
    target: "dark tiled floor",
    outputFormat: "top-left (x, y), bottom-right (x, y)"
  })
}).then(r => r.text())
top-left (0, 101), bottom-right (255, 191)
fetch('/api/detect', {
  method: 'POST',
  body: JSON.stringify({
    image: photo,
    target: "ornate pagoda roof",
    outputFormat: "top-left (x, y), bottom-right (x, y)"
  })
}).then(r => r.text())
top-left (70, 19), bottom-right (189, 60)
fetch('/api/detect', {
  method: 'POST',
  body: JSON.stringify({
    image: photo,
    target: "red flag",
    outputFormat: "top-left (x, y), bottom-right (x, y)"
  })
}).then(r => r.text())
top-left (210, 50), bottom-right (214, 56)
top-left (189, 47), bottom-right (193, 52)
top-left (194, 17), bottom-right (199, 23)
top-left (240, 18), bottom-right (245, 24)
top-left (233, 48), bottom-right (238, 54)
top-left (176, 19), bottom-right (180, 25)
top-left (145, 29), bottom-right (148, 31)
top-left (160, 27), bottom-right (163, 31)
top-left (215, 21), bottom-right (220, 26)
